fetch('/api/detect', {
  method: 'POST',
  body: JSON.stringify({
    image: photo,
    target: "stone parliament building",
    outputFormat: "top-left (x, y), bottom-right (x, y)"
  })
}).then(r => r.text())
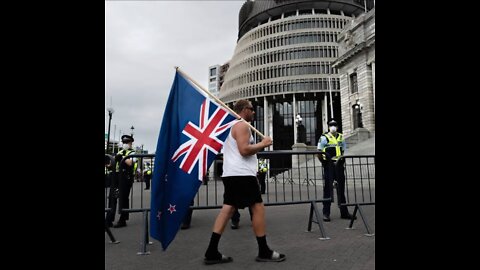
top-left (212, 0), bottom-right (375, 159)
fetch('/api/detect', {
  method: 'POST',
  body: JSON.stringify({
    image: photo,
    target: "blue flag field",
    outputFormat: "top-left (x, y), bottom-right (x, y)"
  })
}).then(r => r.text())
top-left (150, 70), bottom-right (237, 250)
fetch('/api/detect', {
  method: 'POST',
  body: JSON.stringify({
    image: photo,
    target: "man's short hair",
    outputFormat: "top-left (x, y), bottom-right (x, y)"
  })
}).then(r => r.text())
top-left (233, 99), bottom-right (251, 113)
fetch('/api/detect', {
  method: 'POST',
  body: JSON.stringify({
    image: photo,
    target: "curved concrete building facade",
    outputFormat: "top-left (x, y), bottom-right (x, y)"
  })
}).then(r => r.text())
top-left (219, 0), bottom-right (374, 151)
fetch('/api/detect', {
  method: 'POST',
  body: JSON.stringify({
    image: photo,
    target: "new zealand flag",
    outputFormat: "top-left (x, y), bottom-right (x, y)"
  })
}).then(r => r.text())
top-left (150, 71), bottom-right (238, 250)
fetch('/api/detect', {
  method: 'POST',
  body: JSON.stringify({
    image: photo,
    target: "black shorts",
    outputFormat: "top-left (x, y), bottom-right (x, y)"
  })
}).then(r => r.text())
top-left (222, 176), bottom-right (263, 209)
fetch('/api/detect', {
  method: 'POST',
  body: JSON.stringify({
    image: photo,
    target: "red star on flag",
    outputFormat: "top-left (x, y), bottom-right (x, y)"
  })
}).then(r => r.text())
top-left (167, 204), bottom-right (176, 214)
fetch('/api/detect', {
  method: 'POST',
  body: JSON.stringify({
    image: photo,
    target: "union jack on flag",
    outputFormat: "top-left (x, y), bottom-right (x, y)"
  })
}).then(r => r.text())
top-left (150, 70), bottom-right (238, 250)
top-left (172, 99), bottom-right (237, 181)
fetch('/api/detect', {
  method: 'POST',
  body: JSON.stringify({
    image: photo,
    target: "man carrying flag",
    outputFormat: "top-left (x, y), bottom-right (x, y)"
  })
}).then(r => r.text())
top-left (203, 100), bottom-right (286, 264)
top-left (150, 69), bottom-right (237, 250)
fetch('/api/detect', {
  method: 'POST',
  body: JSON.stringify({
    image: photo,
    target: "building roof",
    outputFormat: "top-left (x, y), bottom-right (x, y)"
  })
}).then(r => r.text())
top-left (238, 0), bottom-right (373, 40)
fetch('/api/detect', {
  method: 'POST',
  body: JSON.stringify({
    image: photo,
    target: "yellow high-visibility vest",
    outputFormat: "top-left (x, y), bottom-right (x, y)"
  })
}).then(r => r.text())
top-left (322, 133), bottom-right (344, 160)
top-left (115, 149), bottom-right (135, 172)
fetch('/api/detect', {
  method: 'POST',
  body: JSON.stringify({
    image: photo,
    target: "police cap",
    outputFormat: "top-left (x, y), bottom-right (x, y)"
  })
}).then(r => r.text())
top-left (328, 120), bottom-right (338, 126)
top-left (121, 134), bottom-right (134, 143)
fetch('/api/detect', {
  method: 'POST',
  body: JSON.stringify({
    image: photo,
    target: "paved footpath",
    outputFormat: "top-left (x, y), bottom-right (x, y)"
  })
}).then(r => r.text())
top-left (105, 201), bottom-right (375, 270)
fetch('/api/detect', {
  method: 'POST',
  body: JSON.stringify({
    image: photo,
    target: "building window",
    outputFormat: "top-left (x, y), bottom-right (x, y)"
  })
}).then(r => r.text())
top-left (210, 67), bottom-right (217, 77)
top-left (350, 72), bottom-right (358, 93)
top-left (284, 11), bottom-right (296, 18)
top-left (299, 9), bottom-right (312, 15)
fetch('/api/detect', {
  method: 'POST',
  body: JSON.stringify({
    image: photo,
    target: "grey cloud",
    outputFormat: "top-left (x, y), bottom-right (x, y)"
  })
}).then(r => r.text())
top-left (106, 1), bottom-right (244, 152)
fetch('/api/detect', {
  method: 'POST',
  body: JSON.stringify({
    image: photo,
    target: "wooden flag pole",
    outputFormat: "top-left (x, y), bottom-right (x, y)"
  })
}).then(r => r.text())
top-left (175, 67), bottom-right (266, 139)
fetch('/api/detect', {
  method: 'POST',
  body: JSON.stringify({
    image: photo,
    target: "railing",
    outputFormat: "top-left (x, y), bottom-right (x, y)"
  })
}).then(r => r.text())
top-left (340, 155), bottom-right (375, 236)
top-left (105, 151), bottom-right (375, 253)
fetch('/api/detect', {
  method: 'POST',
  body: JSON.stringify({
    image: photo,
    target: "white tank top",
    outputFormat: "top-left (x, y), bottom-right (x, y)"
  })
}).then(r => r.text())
top-left (222, 124), bottom-right (258, 177)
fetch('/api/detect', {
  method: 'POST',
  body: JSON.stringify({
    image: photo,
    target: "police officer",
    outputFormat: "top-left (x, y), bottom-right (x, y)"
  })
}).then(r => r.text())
top-left (143, 162), bottom-right (152, 190)
top-left (105, 134), bottom-right (137, 228)
top-left (317, 120), bottom-right (355, 222)
top-left (257, 158), bottom-right (268, 194)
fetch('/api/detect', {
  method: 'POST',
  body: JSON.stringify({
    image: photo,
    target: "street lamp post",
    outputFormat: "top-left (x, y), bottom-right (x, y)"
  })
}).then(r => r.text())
top-left (130, 125), bottom-right (134, 136)
top-left (112, 124), bottom-right (116, 154)
top-left (106, 107), bottom-right (114, 154)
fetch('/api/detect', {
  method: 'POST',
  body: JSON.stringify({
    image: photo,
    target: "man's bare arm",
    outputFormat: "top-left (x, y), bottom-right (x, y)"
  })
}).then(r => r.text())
top-left (232, 121), bottom-right (272, 156)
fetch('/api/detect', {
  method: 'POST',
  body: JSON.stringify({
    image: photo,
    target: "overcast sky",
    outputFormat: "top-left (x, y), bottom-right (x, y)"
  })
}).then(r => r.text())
top-left (105, 0), bottom-right (245, 153)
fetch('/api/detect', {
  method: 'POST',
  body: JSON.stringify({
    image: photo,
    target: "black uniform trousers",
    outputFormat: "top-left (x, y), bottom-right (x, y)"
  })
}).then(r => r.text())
top-left (322, 158), bottom-right (349, 217)
top-left (144, 174), bottom-right (151, 189)
top-left (106, 172), bottom-right (133, 223)
top-left (257, 172), bottom-right (266, 194)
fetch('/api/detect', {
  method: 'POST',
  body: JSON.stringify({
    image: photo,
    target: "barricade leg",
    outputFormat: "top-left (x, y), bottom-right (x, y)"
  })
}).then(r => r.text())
top-left (306, 201), bottom-right (330, 240)
top-left (356, 205), bottom-right (374, 236)
top-left (105, 208), bottom-right (120, 244)
top-left (137, 210), bottom-right (152, 255)
top-left (347, 205), bottom-right (359, 229)
top-left (346, 204), bottom-right (374, 237)
top-left (307, 202), bottom-right (314, 232)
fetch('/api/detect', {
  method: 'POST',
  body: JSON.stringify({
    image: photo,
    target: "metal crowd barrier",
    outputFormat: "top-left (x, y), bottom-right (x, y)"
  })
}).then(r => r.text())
top-left (105, 154), bottom-right (155, 253)
top-left (105, 151), bottom-right (376, 253)
top-left (120, 154), bottom-right (155, 254)
top-left (341, 155), bottom-right (375, 236)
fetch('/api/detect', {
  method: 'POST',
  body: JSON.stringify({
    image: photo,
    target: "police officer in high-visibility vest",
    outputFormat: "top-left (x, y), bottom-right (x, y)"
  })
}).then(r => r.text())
top-left (105, 134), bottom-right (137, 228)
top-left (143, 162), bottom-right (152, 190)
top-left (317, 120), bottom-right (355, 222)
top-left (257, 158), bottom-right (268, 194)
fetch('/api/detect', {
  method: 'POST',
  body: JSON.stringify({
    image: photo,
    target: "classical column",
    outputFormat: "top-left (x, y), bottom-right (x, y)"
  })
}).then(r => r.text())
top-left (292, 94), bottom-right (297, 145)
top-left (323, 93), bottom-right (328, 133)
top-left (264, 96), bottom-right (268, 136)
top-left (268, 102), bottom-right (274, 151)
top-left (372, 61), bottom-right (375, 114)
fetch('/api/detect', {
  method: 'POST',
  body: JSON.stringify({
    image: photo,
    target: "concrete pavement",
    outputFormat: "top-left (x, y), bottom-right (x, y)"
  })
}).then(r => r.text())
top-left (106, 139), bottom-right (375, 269)
top-left (105, 199), bottom-right (375, 270)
